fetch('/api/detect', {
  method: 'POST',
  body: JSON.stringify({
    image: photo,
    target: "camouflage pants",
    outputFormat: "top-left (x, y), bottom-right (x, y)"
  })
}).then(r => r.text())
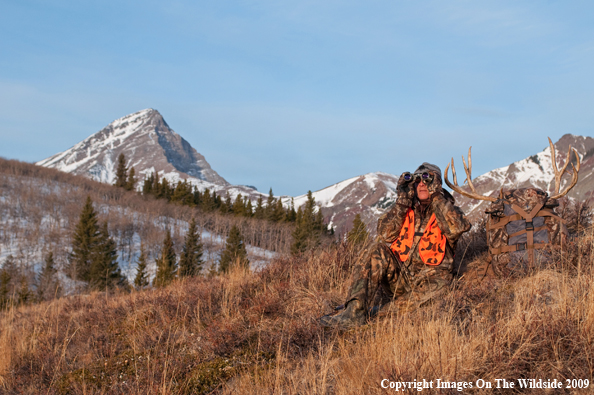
top-left (346, 242), bottom-right (452, 314)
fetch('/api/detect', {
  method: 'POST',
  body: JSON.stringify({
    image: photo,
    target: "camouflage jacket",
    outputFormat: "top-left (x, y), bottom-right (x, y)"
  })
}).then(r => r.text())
top-left (377, 192), bottom-right (471, 274)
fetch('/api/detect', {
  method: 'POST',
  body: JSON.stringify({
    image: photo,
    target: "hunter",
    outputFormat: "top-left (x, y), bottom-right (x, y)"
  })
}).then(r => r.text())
top-left (321, 163), bottom-right (471, 328)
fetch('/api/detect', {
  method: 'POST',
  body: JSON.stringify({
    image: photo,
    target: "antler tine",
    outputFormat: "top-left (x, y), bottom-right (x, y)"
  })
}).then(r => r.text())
top-left (548, 137), bottom-right (560, 194)
top-left (550, 146), bottom-right (581, 199)
top-left (444, 148), bottom-right (497, 202)
top-left (461, 147), bottom-right (479, 194)
top-left (450, 158), bottom-right (458, 185)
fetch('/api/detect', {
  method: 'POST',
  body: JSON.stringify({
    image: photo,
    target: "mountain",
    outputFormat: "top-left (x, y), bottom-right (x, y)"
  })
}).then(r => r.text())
top-left (37, 109), bottom-right (236, 190)
top-left (37, 109), bottom-right (593, 235)
top-left (286, 172), bottom-right (400, 236)
top-left (449, 134), bottom-right (594, 218)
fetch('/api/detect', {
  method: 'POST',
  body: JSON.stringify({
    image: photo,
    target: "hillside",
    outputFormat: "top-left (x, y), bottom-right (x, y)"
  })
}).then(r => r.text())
top-left (0, 159), bottom-right (291, 289)
top-left (1, 229), bottom-right (593, 394)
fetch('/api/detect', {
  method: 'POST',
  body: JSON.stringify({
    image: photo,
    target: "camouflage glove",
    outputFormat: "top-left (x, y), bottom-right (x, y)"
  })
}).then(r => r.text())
top-left (397, 172), bottom-right (415, 202)
top-left (424, 171), bottom-right (443, 198)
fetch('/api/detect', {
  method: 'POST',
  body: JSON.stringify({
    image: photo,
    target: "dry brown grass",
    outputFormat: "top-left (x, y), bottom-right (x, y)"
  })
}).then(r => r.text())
top-left (1, 229), bottom-right (594, 394)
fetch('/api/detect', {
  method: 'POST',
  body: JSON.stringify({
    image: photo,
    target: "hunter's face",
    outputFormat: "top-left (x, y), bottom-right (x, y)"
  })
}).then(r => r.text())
top-left (416, 181), bottom-right (430, 201)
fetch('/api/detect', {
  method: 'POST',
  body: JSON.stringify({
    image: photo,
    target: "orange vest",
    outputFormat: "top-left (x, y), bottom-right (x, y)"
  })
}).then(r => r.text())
top-left (390, 208), bottom-right (446, 265)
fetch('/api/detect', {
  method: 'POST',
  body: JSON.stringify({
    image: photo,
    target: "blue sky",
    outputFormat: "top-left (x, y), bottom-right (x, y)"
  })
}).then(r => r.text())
top-left (1, 1), bottom-right (594, 196)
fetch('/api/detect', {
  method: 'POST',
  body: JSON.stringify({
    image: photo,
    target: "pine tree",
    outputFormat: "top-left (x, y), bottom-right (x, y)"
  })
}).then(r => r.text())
top-left (245, 199), bottom-right (253, 217)
top-left (265, 188), bottom-right (275, 221)
top-left (134, 244), bottom-right (150, 289)
top-left (90, 222), bottom-right (125, 290)
top-left (285, 198), bottom-right (297, 222)
top-left (154, 229), bottom-right (177, 287)
top-left (347, 213), bottom-right (369, 245)
top-left (254, 196), bottom-right (265, 219)
top-left (125, 167), bottom-right (136, 191)
top-left (290, 191), bottom-right (323, 255)
top-left (219, 225), bottom-right (249, 273)
top-left (143, 172), bottom-right (154, 195)
top-left (70, 196), bottom-right (100, 282)
top-left (272, 199), bottom-right (285, 222)
top-left (179, 218), bottom-right (204, 277)
top-left (37, 252), bottom-right (61, 301)
top-left (232, 194), bottom-right (246, 216)
top-left (114, 153), bottom-right (128, 188)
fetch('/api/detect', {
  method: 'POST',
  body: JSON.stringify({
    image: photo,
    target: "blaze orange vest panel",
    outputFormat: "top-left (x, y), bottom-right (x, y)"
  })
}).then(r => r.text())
top-left (390, 209), bottom-right (446, 266)
top-left (390, 209), bottom-right (415, 262)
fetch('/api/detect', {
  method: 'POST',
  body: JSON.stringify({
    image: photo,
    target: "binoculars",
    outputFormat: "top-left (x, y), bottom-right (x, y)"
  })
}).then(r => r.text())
top-left (402, 172), bottom-right (433, 184)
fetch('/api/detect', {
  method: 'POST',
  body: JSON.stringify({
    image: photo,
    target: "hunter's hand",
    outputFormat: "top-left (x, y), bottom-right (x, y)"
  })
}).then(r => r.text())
top-left (425, 171), bottom-right (443, 196)
top-left (397, 172), bottom-right (415, 200)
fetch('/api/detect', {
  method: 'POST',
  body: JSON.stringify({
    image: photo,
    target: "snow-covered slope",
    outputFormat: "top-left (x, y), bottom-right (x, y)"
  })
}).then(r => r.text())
top-left (287, 172), bottom-right (400, 235)
top-left (37, 109), bottom-right (262, 199)
top-left (451, 134), bottom-right (594, 218)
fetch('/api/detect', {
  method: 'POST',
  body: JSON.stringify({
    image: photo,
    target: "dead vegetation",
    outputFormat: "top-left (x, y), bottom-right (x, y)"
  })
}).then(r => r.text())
top-left (0, 223), bottom-right (593, 393)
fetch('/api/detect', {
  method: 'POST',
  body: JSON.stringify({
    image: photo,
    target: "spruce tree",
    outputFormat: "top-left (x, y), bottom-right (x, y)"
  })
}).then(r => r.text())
top-left (37, 251), bottom-right (61, 301)
top-left (219, 225), bottom-right (249, 273)
top-left (114, 153), bottom-right (128, 187)
top-left (153, 229), bottom-right (177, 287)
top-left (232, 194), bottom-right (246, 216)
top-left (179, 218), bottom-right (204, 277)
top-left (265, 188), bottom-right (275, 220)
top-left (125, 167), bottom-right (136, 191)
top-left (347, 213), bottom-right (369, 245)
top-left (143, 172), bottom-right (154, 195)
top-left (254, 196), bottom-right (265, 219)
top-left (134, 244), bottom-right (150, 289)
top-left (90, 222), bottom-right (125, 290)
top-left (290, 191), bottom-right (323, 255)
top-left (70, 196), bottom-right (100, 282)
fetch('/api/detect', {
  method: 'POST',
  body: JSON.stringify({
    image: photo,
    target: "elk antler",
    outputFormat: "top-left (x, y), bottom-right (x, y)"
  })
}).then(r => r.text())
top-left (444, 147), bottom-right (498, 202)
top-left (548, 137), bottom-right (581, 199)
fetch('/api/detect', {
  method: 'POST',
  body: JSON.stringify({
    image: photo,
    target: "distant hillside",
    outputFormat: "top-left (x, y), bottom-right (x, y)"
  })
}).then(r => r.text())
top-left (0, 159), bottom-right (290, 288)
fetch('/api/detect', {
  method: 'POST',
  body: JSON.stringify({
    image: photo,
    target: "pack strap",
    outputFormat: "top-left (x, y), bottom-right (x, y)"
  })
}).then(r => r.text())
top-left (489, 243), bottom-right (548, 255)
top-left (508, 225), bottom-right (548, 238)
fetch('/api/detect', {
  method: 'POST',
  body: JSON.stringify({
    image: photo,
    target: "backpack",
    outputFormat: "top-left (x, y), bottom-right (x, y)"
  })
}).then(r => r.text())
top-left (444, 139), bottom-right (580, 277)
top-left (484, 188), bottom-right (568, 276)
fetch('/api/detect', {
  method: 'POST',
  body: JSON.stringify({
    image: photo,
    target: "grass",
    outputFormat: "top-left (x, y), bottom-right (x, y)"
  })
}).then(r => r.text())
top-left (1, 231), bottom-right (594, 394)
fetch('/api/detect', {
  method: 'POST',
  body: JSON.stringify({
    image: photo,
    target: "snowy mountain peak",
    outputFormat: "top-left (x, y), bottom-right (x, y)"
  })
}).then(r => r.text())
top-left (37, 109), bottom-right (229, 188)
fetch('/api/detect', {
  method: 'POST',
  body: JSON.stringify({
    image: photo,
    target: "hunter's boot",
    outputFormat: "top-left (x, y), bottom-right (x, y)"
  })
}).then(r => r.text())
top-left (319, 299), bottom-right (367, 329)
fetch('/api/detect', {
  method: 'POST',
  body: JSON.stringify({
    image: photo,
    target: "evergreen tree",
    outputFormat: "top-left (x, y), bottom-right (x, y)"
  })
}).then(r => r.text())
top-left (134, 244), bottom-right (150, 289)
top-left (285, 198), bottom-right (297, 222)
top-left (232, 194), bottom-right (246, 216)
top-left (179, 218), bottom-right (204, 277)
top-left (219, 225), bottom-right (249, 273)
top-left (152, 172), bottom-right (160, 195)
top-left (142, 172), bottom-right (154, 195)
top-left (245, 199), bottom-right (253, 217)
top-left (347, 213), bottom-right (369, 245)
top-left (37, 251), bottom-right (61, 301)
top-left (154, 229), bottom-right (177, 287)
top-left (114, 153), bottom-right (128, 187)
top-left (193, 187), bottom-right (202, 207)
top-left (90, 222), bottom-right (125, 290)
top-left (265, 188), bottom-right (275, 220)
top-left (254, 196), bottom-right (265, 219)
top-left (290, 191), bottom-right (323, 255)
top-left (125, 167), bottom-right (136, 191)
top-left (70, 196), bottom-right (100, 282)
top-left (272, 199), bottom-right (285, 222)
